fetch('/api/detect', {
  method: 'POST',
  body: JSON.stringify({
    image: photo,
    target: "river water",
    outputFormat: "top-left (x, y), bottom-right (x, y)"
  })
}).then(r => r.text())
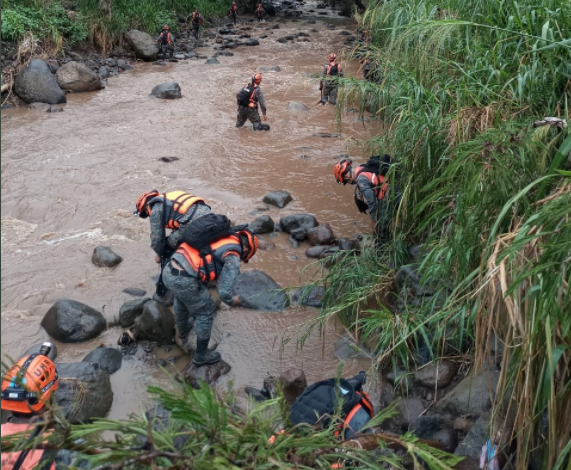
top-left (1, 7), bottom-right (382, 418)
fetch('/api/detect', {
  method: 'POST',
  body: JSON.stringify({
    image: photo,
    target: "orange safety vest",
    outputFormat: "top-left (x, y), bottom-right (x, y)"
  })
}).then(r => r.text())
top-left (354, 166), bottom-right (389, 200)
top-left (175, 235), bottom-right (241, 282)
top-left (1, 423), bottom-right (55, 470)
top-left (148, 191), bottom-right (206, 230)
top-left (160, 31), bottom-right (172, 44)
top-left (249, 86), bottom-right (260, 108)
top-left (231, 5), bottom-right (237, 13)
top-left (256, 5), bottom-right (264, 12)
top-left (326, 62), bottom-right (341, 77)
top-left (192, 12), bottom-right (202, 23)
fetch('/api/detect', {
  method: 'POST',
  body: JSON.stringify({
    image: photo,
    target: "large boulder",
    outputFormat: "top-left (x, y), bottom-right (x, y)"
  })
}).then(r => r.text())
top-left (414, 360), bottom-right (458, 389)
top-left (119, 297), bottom-right (151, 327)
top-left (232, 270), bottom-right (289, 311)
top-left (124, 30), bottom-right (159, 61)
top-left (14, 59), bottom-right (66, 104)
top-left (307, 224), bottom-right (335, 246)
top-left (56, 61), bottom-right (103, 92)
top-left (280, 214), bottom-right (318, 234)
top-left (135, 300), bottom-right (175, 345)
top-left (287, 101), bottom-right (308, 112)
top-left (41, 300), bottom-right (106, 343)
top-left (263, 190), bottom-right (292, 208)
top-left (248, 215), bottom-right (275, 234)
top-left (92, 245), bottom-right (123, 268)
top-left (435, 365), bottom-right (501, 418)
top-left (82, 346), bottom-right (122, 374)
top-left (55, 362), bottom-right (113, 423)
top-left (150, 82), bottom-right (182, 99)
top-left (183, 360), bottom-right (231, 389)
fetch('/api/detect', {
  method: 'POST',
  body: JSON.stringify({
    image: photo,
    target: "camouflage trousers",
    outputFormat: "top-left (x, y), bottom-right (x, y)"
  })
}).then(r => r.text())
top-left (322, 84), bottom-right (338, 105)
top-left (162, 263), bottom-right (216, 342)
top-left (236, 105), bottom-right (262, 129)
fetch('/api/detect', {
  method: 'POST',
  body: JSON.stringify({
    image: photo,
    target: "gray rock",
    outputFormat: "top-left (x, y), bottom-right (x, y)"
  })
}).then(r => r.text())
top-left (150, 82), bottom-right (182, 99)
top-left (55, 362), bottom-right (113, 423)
top-left (268, 24), bottom-right (280, 30)
top-left (279, 368), bottom-right (307, 404)
top-left (14, 59), bottom-right (66, 104)
top-left (135, 300), bottom-right (175, 344)
top-left (24, 343), bottom-right (58, 361)
top-left (174, 54), bottom-right (186, 60)
top-left (124, 29), bottom-right (159, 61)
top-left (92, 245), bottom-right (123, 267)
top-left (410, 415), bottom-right (457, 452)
top-left (280, 214), bottom-right (318, 233)
top-left (435, 365), bottom-right (501, 418)
top-left (263, 190), bottom-right (293, 208)
top-left (337, 237), bottom-right (356, 251)
top-left (395, 398), bottom-right (425, 430)
top-left (27, 102), bottom-right (51, 110)
top-left (334, 334), bottom-right (371, 360)
top-left (46, 60), bottom-right (60, 73)
top-left (232, 270), bottom-right (289, 311)
top-left (291, 286), bottom-right (324, 308)
top-left (55, 450), bottom-right (90, 469)
top-left (313, 132), bottom-right (341, 138)
top-left (307, 223), bottom-right (335, 246)
top-left (47, 106), bottom-right (64, 113)
top-left (385, 370), bottom-right (414, 393)
top-left (183, 360), bottom-right (231, 389)
top-left (287, 101), bottom-right (308, 112)
top-left (41, 300), bottom-right (106, 343)
top-left (257, 66), bottom-right (281, 72)
top-left (56, 61), bottom-right (103, 92)
top-left (227, 42), bottom-right (238, 49)
top-left (82, 346), bottom-right (122, 374)
top-left (455, 412), bottom-right (491, 457)
top-left (305, 245), bottom-right (329, 258)
top-left (154, 60), bottom-right (167, 66)
top-left (119, 297), bottom-right (151, 327)
top-left (205, 57), bottom-right (220, 65)
top-left (288, 236), bottom-right (299, 248)
top-left (290, 227), bottom-right (306, 241)
top-left (248, 215), bottom-right (275, 234)
top-left (123, 287), bottom-right (147, 296)
top-left (146, 402), bottom-right (189, 449)
top-left (245, 386), bottom-right (268, 401)
top-left (277, 37), bottom-right (288, 43)
top-left (414, 360), bottom-right (458, 389)
top-left (246, 38), bottom-right (260, 46)
top-left (98, 65), bottom-right (109, 79)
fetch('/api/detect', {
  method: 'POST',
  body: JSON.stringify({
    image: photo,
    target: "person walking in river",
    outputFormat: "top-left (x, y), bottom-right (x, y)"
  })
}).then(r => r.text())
top-left (320, 53), bottom-right (343, 105)
top-left (191, 9), bottom-right (204, 39)
top-left (162, 227), bottom-right (259, 365)
top-left (229, 1), bottom-right (238, 25)
top-left (236, 73), bottom-right (270, 131)
top-left (157, 25), bottom-right (175, 60)
top-left (334, 155), bottom-right (401, 242)
top-left (255, 3), bottom-right (265, 22)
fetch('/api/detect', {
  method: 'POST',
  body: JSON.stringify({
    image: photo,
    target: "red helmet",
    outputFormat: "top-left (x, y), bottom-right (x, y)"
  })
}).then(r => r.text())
top-left (252, 73), bottom-right (262, 85)
top-left (334, 159), bottom-right (352, 185)
top-left (1, 344), bottom-right (58, 415)
top-left (238, 230), bottom-right (259, 262)
top-left (329, 53), bottom-right (337, 62)
top-left (163, 25), bottom-right (170, 30)
top-left (135, 190), bottom-right (159, 218)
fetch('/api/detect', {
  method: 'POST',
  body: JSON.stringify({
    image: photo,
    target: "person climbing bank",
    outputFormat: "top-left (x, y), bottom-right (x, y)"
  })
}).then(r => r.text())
top-left (1, 342), bottom-right (59, 470)
top-left (320, 53), bottom-right (343, 105)
top-left (191, 9), bottom-right (203, 39)
top-left (161, 220), bottom-right (259, 366)
top-left (157, 25), bottom-right (175, 60)
top-left (236, 73), bottom-right (270, 131)
top-left (334, 155), bottom-right (400, 241)
top-left (229, 1), bottom-right (238, 25)
top-left (255, 3), bottom-right (265, 22)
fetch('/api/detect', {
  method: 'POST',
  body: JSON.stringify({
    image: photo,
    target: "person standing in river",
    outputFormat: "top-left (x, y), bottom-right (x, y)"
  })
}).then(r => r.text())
top-left (191, 9), bottom-right (203, 39)
top-left (320, 53), bottom-right (343, 105)
top-left (157, 25), bottom-right (175, 60)
top-left (229, 1), bottom-right (238, 25)
top-left (255, 3), bottom-right (265, 22)
top-left (162, 229), bottom-right (259, 366)
top-left (236, 73), bottom-right (270, 131)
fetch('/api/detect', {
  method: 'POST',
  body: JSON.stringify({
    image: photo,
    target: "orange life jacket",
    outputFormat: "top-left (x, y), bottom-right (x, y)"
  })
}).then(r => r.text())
top-left (336, 391), bottom-right (374, 438)
top-left (148, 191), bottom-right (206, 230)
top-left (192, 12), bottom-right (202, 23)
top-left (354, 166), bottom-right (389, 200)
top-left (256, 5), bottom-right (264, 12)
top-left (175, 235), bottom-right (241, 282)
top-left (230, 5), bottom-right (237, 13)
top-left (249, 85), bottom-right (260, 108)
top-left (326, 62), bottom-right (341, 77)
top-left (1, 423), bottom-right (55, 470)
top-left (160, 31), bottom-right (172, 44)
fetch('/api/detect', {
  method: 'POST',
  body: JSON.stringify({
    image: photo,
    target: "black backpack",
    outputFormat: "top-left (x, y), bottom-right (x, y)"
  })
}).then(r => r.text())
top-left (181, 213), bottom-right (233, 252)
top-left (236, 85), bottom-right (254, 106)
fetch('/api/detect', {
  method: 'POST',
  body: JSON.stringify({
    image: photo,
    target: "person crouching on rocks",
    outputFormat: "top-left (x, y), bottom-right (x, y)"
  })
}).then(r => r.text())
top-left (236, 73), bottom-right (270, 131)
top-left (157, 25), bottom-right (175, 60)
top-left (1, 342), bottom-right (59, 470)
top-left (334, 155), bottom-right (401, 243)
top-left (162, 225), bottom-right (259, 366)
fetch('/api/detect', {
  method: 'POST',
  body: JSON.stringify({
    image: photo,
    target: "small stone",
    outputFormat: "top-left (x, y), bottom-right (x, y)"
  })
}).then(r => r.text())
top-left (414, 360), bottom-right (458, 389)
top-left (82, 346), bottom-right (123, 374)
top-left (305, 245), bottom-right (329, 258)
top-left (290, 227), bottom-right (306, 241)
top-left (257, 66), bottom-right (281, 73)
top-left (205, 57), bottom-right (220, 65)
top-left (263, 190), bottom-right (293, 208)
top-left (158, 156), bottom-right (180, 163)
top-left (306, 223), bottom-right (335, 246)
top-left (313, 132), bottom-right (341, 138)
top-left (256, 204), bottom-right (270, 211)
top-left (278, 368), bottom-right (307, 404)
top-left (149, 82), bottom-right (182, 99)
top-left (119, 297), bottom-right (151, 327)
top-left (92, 246), bottom-right (123, 268)
top-left (183, 360), bottom-right (231, 389)
top-left (28, 102), bottom-right (51, 110)
top-left (248, 215), bottom-right (275, 234)
top-left (47, 106), bottom-right (64, 113)
top-left (287, 101), bottom-right (308, 112)
top-left (288, 237), bottom-right (299, 248)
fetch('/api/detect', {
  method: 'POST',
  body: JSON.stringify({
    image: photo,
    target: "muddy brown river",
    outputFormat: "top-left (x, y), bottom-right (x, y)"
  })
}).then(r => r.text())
top-left (1, 9), bottom-right (382, 418)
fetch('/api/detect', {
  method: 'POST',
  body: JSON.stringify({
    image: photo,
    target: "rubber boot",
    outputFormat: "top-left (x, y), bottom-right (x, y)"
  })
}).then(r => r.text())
top-left (259, 123), bottom-right (271, 131)
top-left (252, 123), bottom-right (262, 131)
top-left (192, 338), bottom-right (221, 366)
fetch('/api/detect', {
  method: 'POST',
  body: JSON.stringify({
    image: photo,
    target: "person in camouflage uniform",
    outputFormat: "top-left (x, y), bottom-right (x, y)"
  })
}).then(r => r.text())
top-left (320, 53), bottom-right (343, 105)
top-left (236, 73), bottom-right (270, 131)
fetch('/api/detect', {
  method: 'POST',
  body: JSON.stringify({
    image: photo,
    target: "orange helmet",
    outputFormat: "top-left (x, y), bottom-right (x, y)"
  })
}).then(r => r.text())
top-left (1, 344), bottom-right (58, 415)
top-left (163, 25), bottom-right (170, 30)
top-left (238, 229), bottom-right (259, 262)
top-left (134, 190), bottom-right (159, 218)
top-left (329, 53), bottom-right (337, 62)
top-left (334, 158), bottom-right (352, 185)
top-left (252, 73), bottom-right (262, 85)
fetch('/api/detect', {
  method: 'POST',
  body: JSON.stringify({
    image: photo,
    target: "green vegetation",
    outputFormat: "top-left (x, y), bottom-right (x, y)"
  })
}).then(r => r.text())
top-left (1, 0), bottom-right (229, 52)
top-left (305, 0), bottom-right (571, 468)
